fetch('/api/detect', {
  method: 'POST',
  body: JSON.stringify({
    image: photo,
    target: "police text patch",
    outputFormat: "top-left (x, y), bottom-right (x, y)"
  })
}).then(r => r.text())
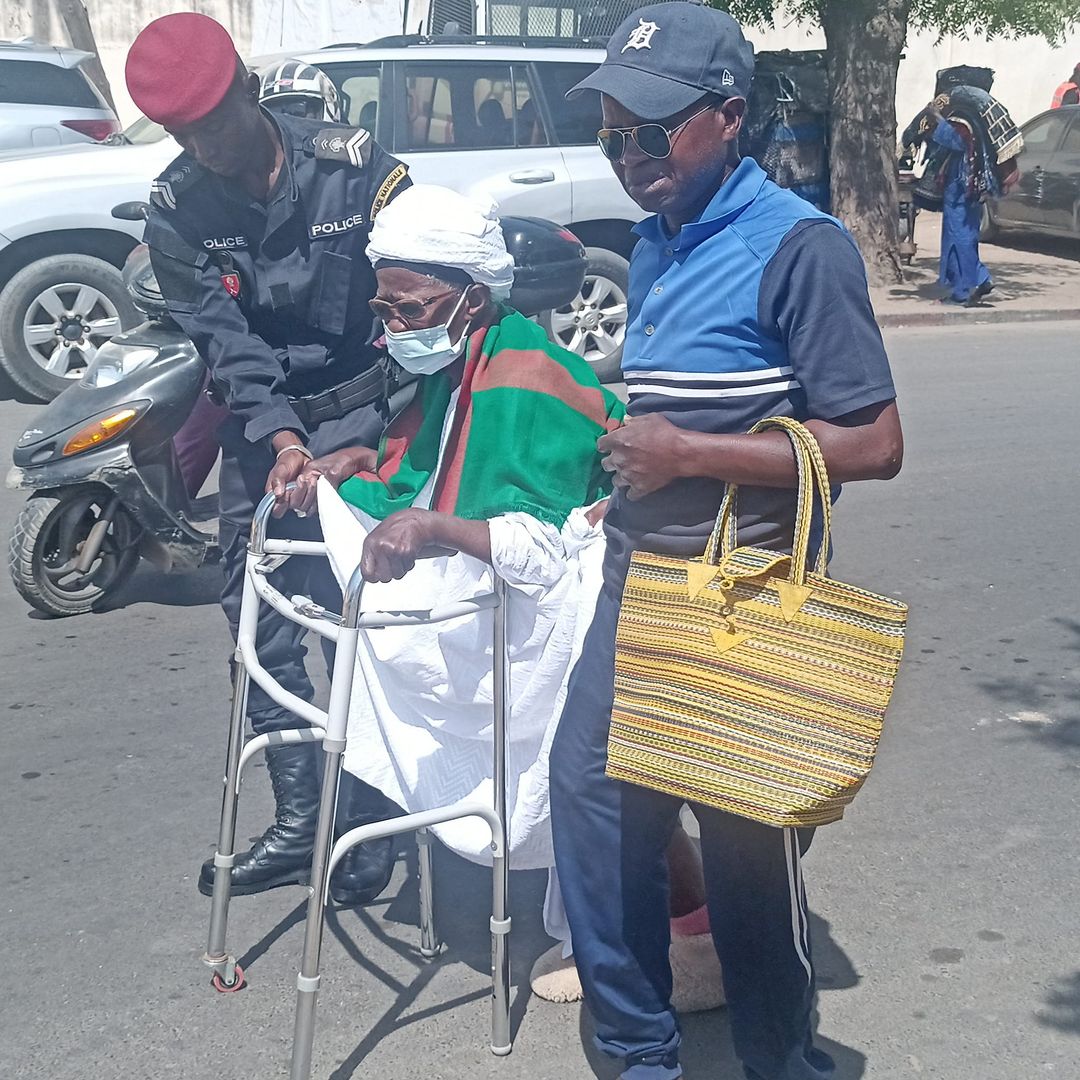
top-left (203, 236), bottom-right (248, 251)
top-left (308, 214), bottom-right (364, 240)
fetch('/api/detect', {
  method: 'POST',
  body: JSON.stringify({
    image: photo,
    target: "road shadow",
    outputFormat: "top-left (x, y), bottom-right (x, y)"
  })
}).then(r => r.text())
top-left (296, 841), bottom-right (552, 1077)
top-left (885, 251), bottom-right (1075, 307)
top-left (578, 909), bottom-right (865, 1078)
top-left (986, 232), bottom-right (1080, 262)
top-left (1037, 970), bottom-right (1080, 1035)
top-left (0, 366), bottom-right (44, 406)
top-left (977, 615), bottom-right (1080, 756)
top-left (99, 561), bottom-right (221, 612)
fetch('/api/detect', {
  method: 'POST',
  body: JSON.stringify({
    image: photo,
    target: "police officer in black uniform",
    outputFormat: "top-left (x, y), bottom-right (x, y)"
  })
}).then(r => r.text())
top-left (126, 13), bottom-right (409, 904)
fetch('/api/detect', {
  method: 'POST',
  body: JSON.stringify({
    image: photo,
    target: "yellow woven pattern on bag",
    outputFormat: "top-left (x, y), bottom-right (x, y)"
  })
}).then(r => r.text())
top-left (607, 417), bottom-right (907, 829)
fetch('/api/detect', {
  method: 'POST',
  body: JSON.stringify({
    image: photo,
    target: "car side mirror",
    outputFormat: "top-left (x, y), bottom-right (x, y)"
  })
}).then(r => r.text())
top-left (112, 201), bottom-right (150, 221)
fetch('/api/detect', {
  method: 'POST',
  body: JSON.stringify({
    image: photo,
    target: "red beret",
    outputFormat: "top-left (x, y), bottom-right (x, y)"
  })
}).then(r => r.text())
top-left (126, 13), bottom-right (240, 128)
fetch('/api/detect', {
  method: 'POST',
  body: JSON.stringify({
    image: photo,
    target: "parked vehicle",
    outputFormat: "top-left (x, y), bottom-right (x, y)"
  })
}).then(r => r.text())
top-left (0, 39), bottom-right (119, 150)
top-left (984, 105), bottom-right (1080, 241)
top-left (0, 36), bottom-right (639, 401)
top-left (306, 37), bottom-right (640, 381)
top-left (0, 117), bottom-right (176, 401)
top-left (6, 201), bottom-right (585, 617)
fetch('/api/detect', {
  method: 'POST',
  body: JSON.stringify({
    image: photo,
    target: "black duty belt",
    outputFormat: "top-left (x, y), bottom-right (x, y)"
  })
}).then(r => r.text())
top-left (287, 365), bottom-right (386, 428)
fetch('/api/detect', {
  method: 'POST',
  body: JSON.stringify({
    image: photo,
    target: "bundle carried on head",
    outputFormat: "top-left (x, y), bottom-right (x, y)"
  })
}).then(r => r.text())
top-left (902, 82), bottom-right (1024, 210)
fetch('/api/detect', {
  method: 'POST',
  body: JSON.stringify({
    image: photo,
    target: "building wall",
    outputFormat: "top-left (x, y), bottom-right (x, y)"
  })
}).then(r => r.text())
top-left (745, 20), bottom-right (1080, 135)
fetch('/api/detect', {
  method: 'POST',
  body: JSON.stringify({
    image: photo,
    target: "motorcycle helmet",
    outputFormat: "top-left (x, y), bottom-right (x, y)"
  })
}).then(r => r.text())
top-left (259, 60), bottom-right (340, 122)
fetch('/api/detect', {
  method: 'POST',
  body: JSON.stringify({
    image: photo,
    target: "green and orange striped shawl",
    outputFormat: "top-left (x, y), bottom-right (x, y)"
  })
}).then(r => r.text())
top-left (338, 308), bottom-right (625, 527)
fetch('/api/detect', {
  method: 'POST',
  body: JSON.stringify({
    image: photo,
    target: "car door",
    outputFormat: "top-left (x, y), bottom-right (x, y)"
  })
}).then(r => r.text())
top-left (531, 59), bottom-right (643, 226)
top-left (995, 111), bottom-right (1070, 227)
top-left (1038, 111), bottom-right (1080, 235)
top-left (391, 59), bottom-right (573, 221)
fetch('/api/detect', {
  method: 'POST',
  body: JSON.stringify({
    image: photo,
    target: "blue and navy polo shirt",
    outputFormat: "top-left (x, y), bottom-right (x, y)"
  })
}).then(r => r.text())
top-left (604, 157), bottom-right (896, 576)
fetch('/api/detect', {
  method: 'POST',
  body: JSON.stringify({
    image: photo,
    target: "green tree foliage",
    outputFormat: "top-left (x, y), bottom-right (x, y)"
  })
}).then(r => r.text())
top-left (717, 0), bottom-right (1078, 41)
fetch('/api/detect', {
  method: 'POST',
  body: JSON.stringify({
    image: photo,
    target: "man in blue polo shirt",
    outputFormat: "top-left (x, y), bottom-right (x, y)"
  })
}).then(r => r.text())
top-left (549, 6), bottom-right (903, 1080)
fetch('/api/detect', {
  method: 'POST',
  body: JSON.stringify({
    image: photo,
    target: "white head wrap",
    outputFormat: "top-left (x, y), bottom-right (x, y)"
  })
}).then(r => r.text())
top-left (366, 184), bottom-right (516, 300)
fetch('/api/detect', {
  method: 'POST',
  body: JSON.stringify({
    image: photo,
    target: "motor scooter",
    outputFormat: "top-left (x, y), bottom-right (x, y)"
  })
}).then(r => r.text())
top-left (7, 202), bottom-right (586, 617)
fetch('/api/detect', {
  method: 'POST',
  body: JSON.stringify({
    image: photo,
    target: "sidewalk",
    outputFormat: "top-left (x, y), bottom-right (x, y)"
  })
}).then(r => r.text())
top-left (870, 210), bottom-right (1080, 327)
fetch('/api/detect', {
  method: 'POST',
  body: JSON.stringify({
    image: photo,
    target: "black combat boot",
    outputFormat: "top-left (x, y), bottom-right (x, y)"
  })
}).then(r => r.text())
top-left (198, 741), bottom-right (322, 896)
top-left (329, 772), bottom-right (400, 906)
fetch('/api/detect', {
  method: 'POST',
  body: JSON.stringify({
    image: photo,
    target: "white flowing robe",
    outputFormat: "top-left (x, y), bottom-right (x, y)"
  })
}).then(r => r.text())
top-left (314, 393), bottom-right (606, 874)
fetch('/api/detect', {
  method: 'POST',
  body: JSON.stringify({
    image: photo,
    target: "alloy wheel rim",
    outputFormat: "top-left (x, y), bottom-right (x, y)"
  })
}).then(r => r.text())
top-left (22, 281), bottom-right (122, 380)
top-left (549, 272), bottom-right (628, 366)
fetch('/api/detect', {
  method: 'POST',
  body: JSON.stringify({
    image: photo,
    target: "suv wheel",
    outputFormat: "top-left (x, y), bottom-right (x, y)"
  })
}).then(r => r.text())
top-left (541, 247), bottom-right (628, 383)
top-left (0, 254), bottom-right (139, 402)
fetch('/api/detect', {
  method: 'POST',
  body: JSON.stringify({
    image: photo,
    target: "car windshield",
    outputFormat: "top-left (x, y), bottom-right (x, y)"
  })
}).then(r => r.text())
top-left (123, 115), bottom-right (168, 144)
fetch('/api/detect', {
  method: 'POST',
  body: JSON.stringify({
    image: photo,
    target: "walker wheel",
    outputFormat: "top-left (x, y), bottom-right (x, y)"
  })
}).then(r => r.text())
top-left (211, 964), bottom-right (245, 993)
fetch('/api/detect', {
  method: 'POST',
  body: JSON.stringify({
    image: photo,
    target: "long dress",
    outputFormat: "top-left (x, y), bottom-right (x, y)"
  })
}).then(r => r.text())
top-left (932, 117), bottom-right (992, 302)
top-left (316, 390), bottom-right (607, 947)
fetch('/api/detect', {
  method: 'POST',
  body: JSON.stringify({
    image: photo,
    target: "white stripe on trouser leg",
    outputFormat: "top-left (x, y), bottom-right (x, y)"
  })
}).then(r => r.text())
top-left (784, 828), bottom-right (813, 983)
top-left (799, 874), bottom-right (811, 961)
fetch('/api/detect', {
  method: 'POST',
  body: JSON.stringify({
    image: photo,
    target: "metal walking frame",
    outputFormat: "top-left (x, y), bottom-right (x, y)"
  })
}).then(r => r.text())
top-left (201, 490), bottom-right (513, 1077)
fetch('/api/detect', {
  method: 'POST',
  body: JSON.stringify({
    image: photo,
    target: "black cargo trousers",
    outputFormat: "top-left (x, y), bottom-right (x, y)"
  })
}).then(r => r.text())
top-left (217, 403), bottom-right (383, 735)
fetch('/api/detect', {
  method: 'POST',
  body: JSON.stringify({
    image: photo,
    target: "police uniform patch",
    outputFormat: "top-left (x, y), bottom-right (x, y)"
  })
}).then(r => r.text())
top-left (308, 214), bottom-right (364, 239)
top-left (203, 235), bottom-right (248, 251)
top-left (370, 163), bottom-right (408, 220)
top-left (150, 159), bottom-right (202, 210)
top-left (150, 180), bottom-right (177, 210)
top-left (313, 127), bottom-right (371, 168)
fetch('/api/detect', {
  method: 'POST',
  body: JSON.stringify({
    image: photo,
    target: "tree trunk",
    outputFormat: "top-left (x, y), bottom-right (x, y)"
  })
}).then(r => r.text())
top-left (54, 0), bottom-right (116, 113)
top-left (820, 0), bottom-right (910, 287)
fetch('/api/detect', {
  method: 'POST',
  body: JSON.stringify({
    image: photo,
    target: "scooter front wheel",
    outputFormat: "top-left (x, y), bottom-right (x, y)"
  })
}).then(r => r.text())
top-left (8, 488), bottom-right (141, 617)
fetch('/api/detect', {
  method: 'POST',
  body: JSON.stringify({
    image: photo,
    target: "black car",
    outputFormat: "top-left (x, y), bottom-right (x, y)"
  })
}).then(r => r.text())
top-left (985, 105), bottom-right (1080, 241)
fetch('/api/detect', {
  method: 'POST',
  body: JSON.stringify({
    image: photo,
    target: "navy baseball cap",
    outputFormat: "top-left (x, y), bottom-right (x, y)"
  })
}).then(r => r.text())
top-left (569, 2), bottom-right (755, 120)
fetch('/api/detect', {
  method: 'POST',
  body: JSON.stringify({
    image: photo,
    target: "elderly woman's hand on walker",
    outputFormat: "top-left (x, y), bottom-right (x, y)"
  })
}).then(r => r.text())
top-left (361, 508), bottom-right (493, 582)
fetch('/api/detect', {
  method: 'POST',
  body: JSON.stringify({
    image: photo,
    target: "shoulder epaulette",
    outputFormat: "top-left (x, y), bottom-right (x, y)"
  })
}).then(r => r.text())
top-left (312, 127), bottom-right (372, 168)
top-left (150, 158), bottom-right (204, 211)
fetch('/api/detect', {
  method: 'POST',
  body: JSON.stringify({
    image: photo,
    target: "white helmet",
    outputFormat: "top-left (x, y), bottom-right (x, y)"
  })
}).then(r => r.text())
top-left (259, 60), bottom-right (340, 123)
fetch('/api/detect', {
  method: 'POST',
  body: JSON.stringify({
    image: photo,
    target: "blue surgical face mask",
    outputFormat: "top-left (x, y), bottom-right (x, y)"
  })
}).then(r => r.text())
top-left (384, 289), bottom-right (471, 375)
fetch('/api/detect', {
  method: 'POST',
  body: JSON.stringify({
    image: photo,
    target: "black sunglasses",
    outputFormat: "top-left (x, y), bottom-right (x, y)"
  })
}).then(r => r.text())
top-left (597, 102), bottom-right (718, 163)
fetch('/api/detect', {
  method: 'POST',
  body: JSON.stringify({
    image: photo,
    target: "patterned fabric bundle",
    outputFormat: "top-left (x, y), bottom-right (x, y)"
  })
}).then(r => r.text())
top-left (607, 417), bottom-right (907, 829)
top-left (339, 307), bottom-right (624, 528)
top-left (904, 85), bottom-right (1024, 211)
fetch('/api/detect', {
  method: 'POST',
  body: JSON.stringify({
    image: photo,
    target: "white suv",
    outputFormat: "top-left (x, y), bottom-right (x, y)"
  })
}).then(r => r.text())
top-left (309, 38), bottom-right (642, 381)
top-left (0, 36), bottom-right (639, 401)
top-left (0, 40), bottom-right (120, 150)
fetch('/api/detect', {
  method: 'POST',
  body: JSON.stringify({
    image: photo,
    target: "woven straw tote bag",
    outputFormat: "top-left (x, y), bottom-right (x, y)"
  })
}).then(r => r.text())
top-left (607, 416), bottom-right (907, 828)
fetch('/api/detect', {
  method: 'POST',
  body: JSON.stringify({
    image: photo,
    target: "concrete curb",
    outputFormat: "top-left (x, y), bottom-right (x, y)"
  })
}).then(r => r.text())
top-left (877, 307), bottom-right (1080, 329)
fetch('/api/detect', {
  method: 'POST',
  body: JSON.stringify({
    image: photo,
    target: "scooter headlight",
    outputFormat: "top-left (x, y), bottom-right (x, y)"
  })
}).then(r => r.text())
top-left (81, 342), bottom-right (160, 388)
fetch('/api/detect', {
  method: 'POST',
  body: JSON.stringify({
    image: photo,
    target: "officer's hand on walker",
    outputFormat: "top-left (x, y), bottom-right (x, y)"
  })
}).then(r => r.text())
top-left (266, 448), bottom-right (310, 518)
top-left (360, 508), bottom-right (442, 583)
top-left (598, 414), bottom-right (687, 500)
top-left (276, 446), bottom-right (380, 519)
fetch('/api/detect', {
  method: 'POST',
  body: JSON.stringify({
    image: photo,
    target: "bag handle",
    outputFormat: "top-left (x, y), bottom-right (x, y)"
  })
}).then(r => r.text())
top-left (704, 417), bottom-right (832, 585)
top-left (770, 418), bottom-right (833, 575)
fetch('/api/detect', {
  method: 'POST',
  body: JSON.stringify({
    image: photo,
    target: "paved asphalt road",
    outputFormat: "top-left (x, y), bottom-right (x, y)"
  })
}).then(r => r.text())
top-left (1, 322), bottom-right (1078, 1080)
